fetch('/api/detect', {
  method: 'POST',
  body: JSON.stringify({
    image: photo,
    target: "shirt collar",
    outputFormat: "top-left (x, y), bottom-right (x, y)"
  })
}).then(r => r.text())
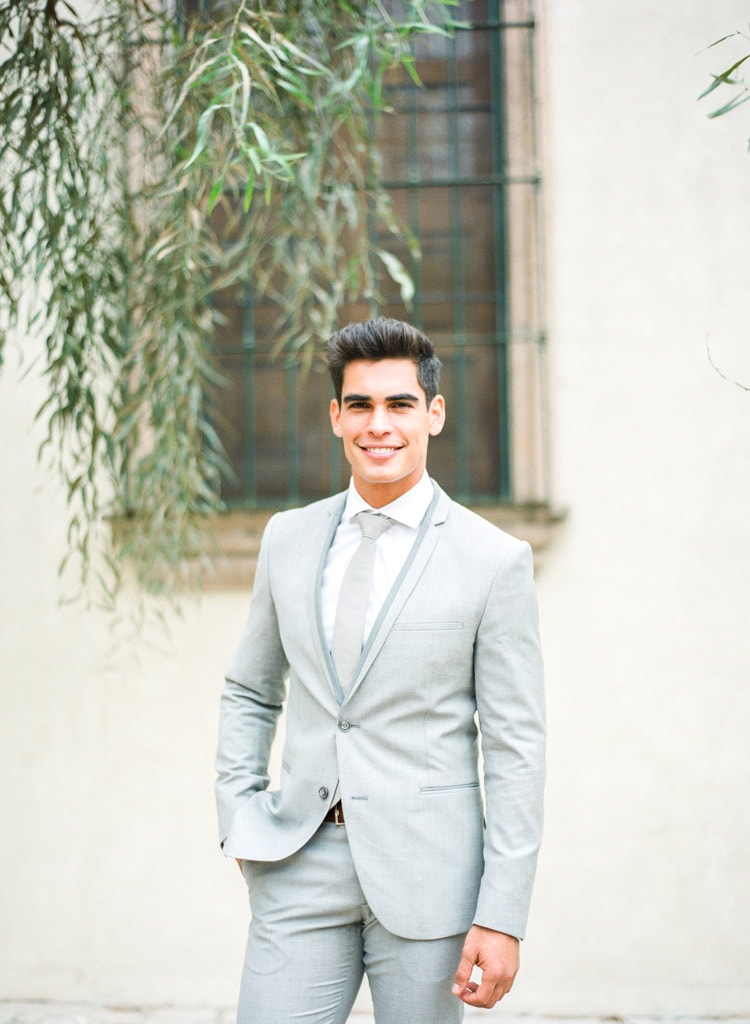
top-left (343, 472), bottom-right (433, 530)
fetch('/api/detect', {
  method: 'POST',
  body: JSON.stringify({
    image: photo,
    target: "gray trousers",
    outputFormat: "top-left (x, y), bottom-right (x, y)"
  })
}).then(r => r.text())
top-left (238, 821), bottom-right (465, 1024)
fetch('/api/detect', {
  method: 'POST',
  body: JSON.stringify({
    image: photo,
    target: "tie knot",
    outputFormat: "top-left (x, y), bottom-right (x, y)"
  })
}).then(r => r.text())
top-left (355, 510), bottom-right (393, 541)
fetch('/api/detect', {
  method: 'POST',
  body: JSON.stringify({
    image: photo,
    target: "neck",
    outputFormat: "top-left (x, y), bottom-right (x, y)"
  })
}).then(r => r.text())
top-left (351, 471), bottom-right (426, 508)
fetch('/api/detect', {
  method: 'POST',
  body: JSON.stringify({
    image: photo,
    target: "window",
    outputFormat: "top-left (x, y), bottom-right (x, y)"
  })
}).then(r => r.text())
top-left (211, 0), bottom-right (549, 509)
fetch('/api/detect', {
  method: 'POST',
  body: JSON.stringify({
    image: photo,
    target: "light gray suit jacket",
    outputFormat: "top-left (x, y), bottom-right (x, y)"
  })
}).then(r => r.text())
top-left (215, 481), bottom-right (545, 941)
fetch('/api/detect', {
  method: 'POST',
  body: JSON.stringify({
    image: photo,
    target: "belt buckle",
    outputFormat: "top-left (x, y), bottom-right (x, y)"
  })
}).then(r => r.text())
top-left (333, 802), bottom-right (345, 826)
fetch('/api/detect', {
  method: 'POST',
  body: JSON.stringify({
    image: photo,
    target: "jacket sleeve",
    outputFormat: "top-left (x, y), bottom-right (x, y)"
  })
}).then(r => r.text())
top-left (215, 514), bottom-right (289, 847)
top-left (472, 539), bottom-right (546, 939)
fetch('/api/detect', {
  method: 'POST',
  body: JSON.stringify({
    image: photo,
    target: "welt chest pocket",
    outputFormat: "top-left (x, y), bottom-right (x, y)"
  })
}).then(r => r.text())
top-left (391, 621), bottom-right (464, 632)
top-left (383, 621), bottom-right (469, 676)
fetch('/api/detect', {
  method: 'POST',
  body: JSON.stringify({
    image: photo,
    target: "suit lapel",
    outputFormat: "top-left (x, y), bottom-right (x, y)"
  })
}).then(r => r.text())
top-left (312, 493), bottom-right (348, 704)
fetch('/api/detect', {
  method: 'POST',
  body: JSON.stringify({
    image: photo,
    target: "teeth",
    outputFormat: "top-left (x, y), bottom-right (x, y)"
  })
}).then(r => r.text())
top-left (366, 447), bottom-right (397, 454)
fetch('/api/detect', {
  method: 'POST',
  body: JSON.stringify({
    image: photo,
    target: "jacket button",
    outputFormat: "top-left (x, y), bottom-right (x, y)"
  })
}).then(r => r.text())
top-left (318, 786), bottom-right (329, 800)
top-left (339, 720), bottom-right (351, 732)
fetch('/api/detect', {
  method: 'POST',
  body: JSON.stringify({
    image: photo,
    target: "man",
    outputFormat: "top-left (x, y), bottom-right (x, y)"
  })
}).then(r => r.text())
top-left (216, 317), bottom-right (545, 1024)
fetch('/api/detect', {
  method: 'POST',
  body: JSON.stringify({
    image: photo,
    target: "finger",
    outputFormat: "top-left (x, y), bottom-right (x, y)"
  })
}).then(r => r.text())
top-left (452, 950), bottom-right (476, 990)
top-left (457, 985), bottom-right (499, 1008)
top-left (458, 973), bottom-right (513, 1009)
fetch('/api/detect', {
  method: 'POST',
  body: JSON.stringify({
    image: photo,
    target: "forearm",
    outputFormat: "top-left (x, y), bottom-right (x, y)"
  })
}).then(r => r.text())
top-left (215, 678), bottom-right (284, 844)
top-left (472, 762), bottom-right (545, 936)
top-left (215, 513), bottom-right (290, 843)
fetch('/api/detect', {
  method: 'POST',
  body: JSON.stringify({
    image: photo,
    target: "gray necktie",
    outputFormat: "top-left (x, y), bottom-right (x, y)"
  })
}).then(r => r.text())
top-left (332, 511), bottom-right (393, 687)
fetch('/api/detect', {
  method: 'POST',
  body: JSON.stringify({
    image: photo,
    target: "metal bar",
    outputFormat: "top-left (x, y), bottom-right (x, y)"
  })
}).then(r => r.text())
top-left (240, 281), bottom-right (257, 502)
top-left (447, 29), bottom-right (470, 500)
top-left (380, 173), bottom-right (541, 189)
top-left (526, 0), bottom-right (550, 506)
top-left (406, 72), bottom-right (424, 327)
top-left (385, 100), bottom-right (494, 115)
top-left (219, 327), bottom-right (544, 357)
top-left (462, 19), bottom-right (536, 30)
top-left (329, 398), bottom-right (343, 496)
top-left (286, 361), bottom-right (300, 501)
top-left (490, 0), bottom-right (512, 501)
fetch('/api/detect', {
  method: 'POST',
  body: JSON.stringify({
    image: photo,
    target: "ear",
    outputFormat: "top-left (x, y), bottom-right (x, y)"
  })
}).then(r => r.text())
top-left (428, 394), bottom-right (446, 436)
top-left (330, 398), bottom-right (343, 437)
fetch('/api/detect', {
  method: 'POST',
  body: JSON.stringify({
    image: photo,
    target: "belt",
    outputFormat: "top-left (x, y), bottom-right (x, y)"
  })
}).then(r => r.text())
top-left (324, 801), bottom-right (346, 825)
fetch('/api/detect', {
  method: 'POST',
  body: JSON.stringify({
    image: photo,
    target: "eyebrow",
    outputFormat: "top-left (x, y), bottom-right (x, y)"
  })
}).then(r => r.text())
top-left (342, 392), bottom-right (420, 404)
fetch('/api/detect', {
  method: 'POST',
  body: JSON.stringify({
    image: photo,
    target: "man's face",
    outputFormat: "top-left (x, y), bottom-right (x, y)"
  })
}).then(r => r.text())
top-left (329, 358), bottom-right (445, 507)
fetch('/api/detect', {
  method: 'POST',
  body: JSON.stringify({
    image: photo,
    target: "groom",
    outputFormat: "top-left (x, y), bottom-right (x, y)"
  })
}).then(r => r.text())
top-left (216, 316), bottom-right (545, 1023)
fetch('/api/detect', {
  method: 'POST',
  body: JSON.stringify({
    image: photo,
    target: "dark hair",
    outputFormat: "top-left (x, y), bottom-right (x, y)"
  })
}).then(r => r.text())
top-left (326, 316), bottom-right (442, 405)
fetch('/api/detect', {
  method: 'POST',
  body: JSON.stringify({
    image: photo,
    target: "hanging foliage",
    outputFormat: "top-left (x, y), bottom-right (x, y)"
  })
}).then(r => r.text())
top-left (699, 30), bottom-right (750, 126)
top-left (698, 28), bottom-right (750, 393)
top-left (0, 0), bottom-right (458, 608)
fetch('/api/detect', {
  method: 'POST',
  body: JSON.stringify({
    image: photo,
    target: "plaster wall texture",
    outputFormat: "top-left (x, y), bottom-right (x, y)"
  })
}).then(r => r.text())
top-left (1, 0), bottom-right (749, 1015)
top-left (528, 0), bottom-right (750, 1013)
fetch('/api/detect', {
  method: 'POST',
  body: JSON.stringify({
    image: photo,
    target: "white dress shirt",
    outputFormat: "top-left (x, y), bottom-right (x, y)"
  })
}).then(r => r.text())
top-left (320, 472), bottom-right (434, 652)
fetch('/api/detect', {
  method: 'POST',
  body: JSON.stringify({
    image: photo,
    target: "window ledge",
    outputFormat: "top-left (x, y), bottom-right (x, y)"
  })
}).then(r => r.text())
top-left (198, 503), bottom-right (566, 591)
top-left (469, 503), bottom-right (567, 571)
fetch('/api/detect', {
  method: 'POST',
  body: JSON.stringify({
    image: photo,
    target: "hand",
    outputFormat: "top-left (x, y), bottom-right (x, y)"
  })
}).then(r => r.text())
top-left (452, 925), bottom-right (520, 1008)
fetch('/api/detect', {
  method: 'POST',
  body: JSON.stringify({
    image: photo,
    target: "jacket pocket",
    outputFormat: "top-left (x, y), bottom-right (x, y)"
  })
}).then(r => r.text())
top-left (420, 781), bottom-right (480, 794)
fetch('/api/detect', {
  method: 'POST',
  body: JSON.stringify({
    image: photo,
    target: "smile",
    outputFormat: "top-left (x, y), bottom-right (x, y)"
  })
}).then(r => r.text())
top-left (360, 446), bottom-right (401, 455)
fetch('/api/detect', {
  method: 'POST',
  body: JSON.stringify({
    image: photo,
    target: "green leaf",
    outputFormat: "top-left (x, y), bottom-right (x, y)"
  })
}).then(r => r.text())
top-left (243, 165), bottom-right (256, 212)
top-left (377, 249), bottom-right (415, 305)
top-left (231, 51), bottom-right (252, 128)
top-left (183, 105), bottom-right (214, 169)
top-left (207, 176), bottom-right (224, 212)
top-left (698, 54), bottom-right (750, 100)
top-left (708, 92), bottom-right (750, 118)
top-left (158, 52), bottom-right (224, 140)
top-left (703, 33), bottom-right (742, 52)
top-left (249, 121), bottom-right (271, 154)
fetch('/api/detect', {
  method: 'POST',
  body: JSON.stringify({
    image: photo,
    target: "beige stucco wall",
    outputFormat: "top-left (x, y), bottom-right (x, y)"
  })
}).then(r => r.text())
top-left (531, 0), bottom-right (750, 1011)
top-left (1, 0), bottom-right (750, 1014)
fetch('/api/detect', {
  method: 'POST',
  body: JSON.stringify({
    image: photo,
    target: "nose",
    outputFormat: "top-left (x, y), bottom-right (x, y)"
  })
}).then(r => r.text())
top-left (367, 404), bottom-right (391, 434)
